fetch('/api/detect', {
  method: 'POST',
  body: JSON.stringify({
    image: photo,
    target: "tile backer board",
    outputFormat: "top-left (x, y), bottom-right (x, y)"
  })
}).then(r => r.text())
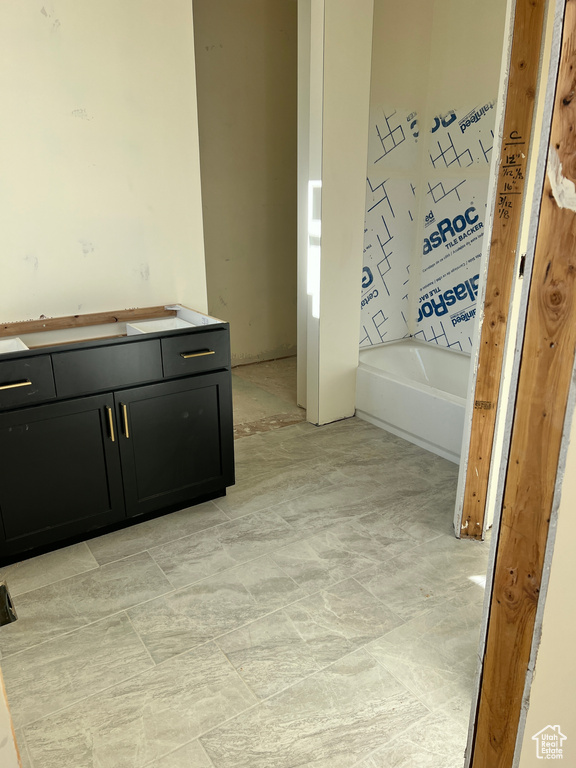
top-left (361, 104), bottom-right (496, 352)
top-left (416, 176), bottom-right (489, 351)
top-left (361, 172), bottom-right (416, 346)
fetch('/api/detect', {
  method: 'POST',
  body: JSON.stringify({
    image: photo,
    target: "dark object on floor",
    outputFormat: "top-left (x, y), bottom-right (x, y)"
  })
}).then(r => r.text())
top-left (0, 581), bottom-right (17, 626)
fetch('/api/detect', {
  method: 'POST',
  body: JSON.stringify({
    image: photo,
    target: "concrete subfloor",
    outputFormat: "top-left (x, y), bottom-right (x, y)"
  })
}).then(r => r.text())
top-left (0, 358), bottom-right (489, 768)
top-left (232, 356), bottom-right (306, 438)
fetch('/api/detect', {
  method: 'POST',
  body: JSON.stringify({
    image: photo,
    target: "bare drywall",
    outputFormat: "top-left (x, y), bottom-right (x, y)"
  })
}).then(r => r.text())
top-left (193, 0), bottom-right (298, 365)
top-left (0, 1), bottom-right (208, 321)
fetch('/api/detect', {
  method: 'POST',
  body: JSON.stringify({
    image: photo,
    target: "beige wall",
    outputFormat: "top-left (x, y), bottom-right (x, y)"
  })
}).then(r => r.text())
top-left (0, 0), bottom-right (207, 322)
top-left (370, 0), bottom-right (433, 110)
top-left (297, 0), bottom-right (374, 424)
top-left (193, 0), bottom-right (298, 365)
top-left (427, 0), bottom-right (505, 111)
top-left (0, 671), bottom-right (19, 768)
top-left (314, 0), bottom-right (374, 424)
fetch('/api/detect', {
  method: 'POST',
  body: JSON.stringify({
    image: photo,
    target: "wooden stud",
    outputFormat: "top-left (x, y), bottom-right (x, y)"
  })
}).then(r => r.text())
top-left (470, 4), bottom-right (576, 765)
top-left (460, 0), bottom-right (547, 539)
top-left (0, 306), bottom-right (177, 338)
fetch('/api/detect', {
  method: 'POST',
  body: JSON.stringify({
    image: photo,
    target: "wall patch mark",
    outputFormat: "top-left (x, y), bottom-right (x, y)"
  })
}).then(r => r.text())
top-left (72, 109), bottom-right (91, 121)
top-left (547, 146), bottom-right (576, 212)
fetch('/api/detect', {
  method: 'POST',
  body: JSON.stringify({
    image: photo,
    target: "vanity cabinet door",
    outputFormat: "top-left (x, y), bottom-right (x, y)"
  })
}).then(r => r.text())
top-left (116, 373), bottom-right (234, 517)
top-left (0, 394), bottom-right (125, 559)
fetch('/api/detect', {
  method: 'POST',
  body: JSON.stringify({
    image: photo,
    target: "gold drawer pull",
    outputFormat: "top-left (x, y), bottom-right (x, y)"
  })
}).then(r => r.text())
top-left (180, 350), bottom-right (215, 359)
top-left (121, 403), bottom-right (130, 439)
top-left (0, 380), bottom-right (32, 391)
top-left (106, 406), bottom-right (115, 442)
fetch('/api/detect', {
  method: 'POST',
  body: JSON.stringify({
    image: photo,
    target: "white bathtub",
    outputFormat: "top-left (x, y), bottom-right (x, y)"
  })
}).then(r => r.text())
top-left (356, 339), bottom-right (470, 463)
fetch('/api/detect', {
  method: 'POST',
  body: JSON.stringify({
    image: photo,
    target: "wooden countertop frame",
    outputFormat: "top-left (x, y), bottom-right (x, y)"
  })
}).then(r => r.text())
top-left (0, 306), bottom-right (177, 338)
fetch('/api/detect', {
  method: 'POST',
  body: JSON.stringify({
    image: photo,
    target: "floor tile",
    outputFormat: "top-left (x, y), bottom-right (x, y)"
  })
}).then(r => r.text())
top-left (366, 593), bottom-right (484, 710)
top-left (216, 579), bottom-right (404, 699)
top-left (297, 421), bottom-right (425, 465)
top-left (343, 485), bottom-right (453, 538)
top-left (0, 402), bottom-right (488, 768)
top-left (149, 510), bottom-right (301, 589)
top-left (395, 449), bottom-right (460, 489)
top-left (2, 613), bottom-right (154, 728)
top-left (359, 696), bottom-right (471, 767)
top-left (355, 534), bottom-right (489, 622)
top-left (270, 514), bottom-right (440, 593)
top-left (315, 434), bottom-right (417, 469)
top-left (331, 457), bottom-right (436, 490)
top-left (215, 611), bottom-right (324, 700)
top-left (281, 579), bottom-right (404, 666)
top-left (324, 488), bottom-right (459, 543)
top-left (213, 458), bottom-right (339, 519)
top-left (349, 510), bottom-right (444, 557)
top-left (128, 557), bottom-right (305, 663)
top-left (200, 648), bottom-right (428, 768)
top-left (0, 543), bottom-right (98, 597)
top-left (14, 731), bottom-right (31, 768)
top-left (86, 502), bottom-right (229, 566)
top-left (233, 432), bottom-right (328, 482)
top-left (0, 552), bottom-right (173, 658)
top-left (296, 417), bottom-right (382, 448)
top-left (261, 431), bottom-right (329, 461)
top-left (270, 529), bottom-right (377, 593)
top-left (272, 478), bottom-right (430, 538)
top-left (23, 643), bottom-right (256, 768)
top-left (407, 484), bottom-right (460, 537)
top-left (144, 740), bottom-right (214, 767)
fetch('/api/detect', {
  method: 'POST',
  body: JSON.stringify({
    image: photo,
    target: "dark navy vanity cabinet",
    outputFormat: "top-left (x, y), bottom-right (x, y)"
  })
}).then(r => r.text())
top-left (0, 306), bottom-right (235, 562)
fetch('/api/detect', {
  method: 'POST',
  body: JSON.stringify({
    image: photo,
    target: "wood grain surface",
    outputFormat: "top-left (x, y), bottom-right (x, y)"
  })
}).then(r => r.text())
top-left (460, 0), bottom-right (547, 539)
top-left (0, 306), bottom-right (176, 337)
top-left (471, 3), bottom-right (576, 765)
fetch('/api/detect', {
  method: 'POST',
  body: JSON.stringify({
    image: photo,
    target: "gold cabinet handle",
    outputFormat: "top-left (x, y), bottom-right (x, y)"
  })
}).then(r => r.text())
top-left (0, 380), bottom-right (32, 391)
top-left (180, 350), bottom-right (215, 359)
top-left (106, 406), bottom-right (115, 442)
top-left (121, 403), bottom-right (130, 439)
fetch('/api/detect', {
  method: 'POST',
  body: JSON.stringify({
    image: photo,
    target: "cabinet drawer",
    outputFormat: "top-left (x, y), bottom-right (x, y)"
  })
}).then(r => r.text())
top-left (0, 356), bottom-right (55, 410)
top-left (162, 329), bottom-right (230, 378)
top-left (53, 339), bottom-right (162, 397)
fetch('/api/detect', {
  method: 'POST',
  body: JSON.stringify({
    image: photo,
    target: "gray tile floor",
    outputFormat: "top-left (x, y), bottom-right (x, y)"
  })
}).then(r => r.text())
top-left (0, 416), bottom-right (490, 768)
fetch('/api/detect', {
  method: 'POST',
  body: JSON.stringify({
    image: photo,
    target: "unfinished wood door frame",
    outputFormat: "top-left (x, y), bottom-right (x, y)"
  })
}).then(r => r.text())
top-left (457, 0), bottom-right (549, 540)
top-left (468, 1), bottom-right (576, 765)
